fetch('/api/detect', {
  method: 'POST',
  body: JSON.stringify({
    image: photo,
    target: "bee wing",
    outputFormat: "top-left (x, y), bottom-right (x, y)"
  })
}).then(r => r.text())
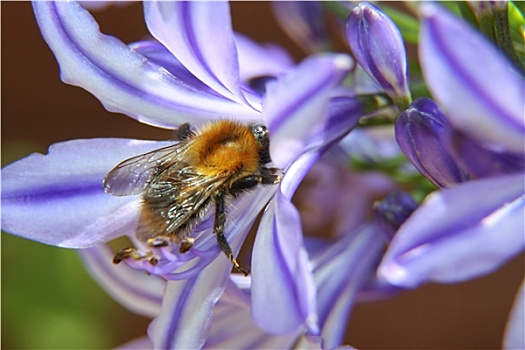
top-left (103, 142), bottom-right (191, 196)
top-left (136, 171), bottom-right (230, 241)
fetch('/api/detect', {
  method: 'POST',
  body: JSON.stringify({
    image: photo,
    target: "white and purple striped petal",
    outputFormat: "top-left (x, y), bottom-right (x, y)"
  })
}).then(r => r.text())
top-left (148, 272), bottom-right (228, 349)
top-left (419, 4), bottom-right (525, 154)
top-left (144, 1), bottom-right (250, 106)
top-left (252, 151), bottom-right (321, 335)
top-left (264, 54), bottom-right (354, 169)
top-left (379, 173), bottom-right (525, 288)
top-left (32, 1), bottom-right (259, 129)
top-left (129, 40), bottom-right (221, 97)
top-left (204, 279), bottom-right (310, 349)
top-left (312, 224), bottom-right (387, 348)
top-left (1, 138), bottom-right (171, 248)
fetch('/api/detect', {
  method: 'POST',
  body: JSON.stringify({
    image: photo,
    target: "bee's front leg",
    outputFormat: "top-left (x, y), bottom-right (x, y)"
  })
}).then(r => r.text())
top-left (229, 169), bottom-right (280, 196)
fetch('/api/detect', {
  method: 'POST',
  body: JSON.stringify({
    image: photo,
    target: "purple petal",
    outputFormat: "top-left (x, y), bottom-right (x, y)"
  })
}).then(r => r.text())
top-left (271, 2), bottom-right (332, 53)
top-left (129, 40), bottom-right (222, 97)
top-left (295, 160), bottom-right (395, 241)
top-left (148, 260), bottom-right (232, 349)
top-left (147, 186), bottom-right (277, 348)
top-left (144, 1), bottom-right (249, 105)
top-left (395, 97), bottom-right (471, 188)
top-left (310, 96), bottom-right (363, 153)
top-left (346, 2), bottom-right (411, 106)
top-left (448, 130), bottom-right (525, 178)
top-left (1, 138), bottom-right (171, 248)
top-left (420, 4), bottom-right (525, 153)
top-left (234, 33), bottom-right (294, 82)
top-left (251, 152), bottom-right (320, 334)
top-left (379, 173), bottom-right (525, 287)
top-left (504, 280), bottom-right (525, 349)
top-left (312, 224), bottom-right (387, 348)
top-left (78, 245), bottom-right (164, 318)
top-left (32, 1), bottom-right (259, 129)
top-left (339, 125), bottom-right (402, 162)
top-left (264, 54), bottom-right (354, 168)
top-left (205, 279), bottom-right (302, 349)
top-left (116, 336), bottom-right (152, 350)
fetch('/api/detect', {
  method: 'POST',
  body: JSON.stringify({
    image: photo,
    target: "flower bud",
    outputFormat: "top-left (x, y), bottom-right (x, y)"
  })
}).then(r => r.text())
top-left (346, 2), bottom-right (411, 108)
top-left (374, 190), bottom-right (418, 240)
top-left (395, 97), bottom-right (471, 188)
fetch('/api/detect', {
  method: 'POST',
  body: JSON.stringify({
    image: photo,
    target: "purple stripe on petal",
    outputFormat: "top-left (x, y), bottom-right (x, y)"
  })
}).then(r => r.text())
top-left (264, 54), bottom-right (353, 169)
top-left (252, 153), bottom-right (321, 335)
top-left (205, 279), bottom-right (301, 349)
top-left (148, 261), bottom-right (232, 349)
top-left (33, 2), bottom-right (258, 129)
top-left (379, 173), bottom-right (525, 287)
top-left (144, 1), bottom-right (249, 106)
top-left (129, 40), bottom-right (223, 98)
top-left (420, 4), bottom-right (525, 153)
top-left (252, 193), bottom-right (318, 335)
top-left (1, 138), bottom-right (170, 248)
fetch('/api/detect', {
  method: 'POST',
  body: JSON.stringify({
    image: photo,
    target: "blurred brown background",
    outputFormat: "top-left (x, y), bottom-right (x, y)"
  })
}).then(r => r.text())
top-left (2, 2), bottom-right (523, 349)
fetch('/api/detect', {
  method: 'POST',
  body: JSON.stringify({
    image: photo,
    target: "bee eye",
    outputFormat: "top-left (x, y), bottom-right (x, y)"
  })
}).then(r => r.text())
top-left (251, 124), bottom-right (268, 141)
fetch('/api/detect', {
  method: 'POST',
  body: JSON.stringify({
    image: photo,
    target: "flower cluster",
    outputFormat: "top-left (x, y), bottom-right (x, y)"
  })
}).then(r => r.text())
top-left (2, 1), bottom-right (523, 349)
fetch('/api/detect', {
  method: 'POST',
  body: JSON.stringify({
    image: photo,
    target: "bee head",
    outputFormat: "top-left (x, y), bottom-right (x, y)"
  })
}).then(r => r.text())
top-left (251, 124), bottom-right (272, 164)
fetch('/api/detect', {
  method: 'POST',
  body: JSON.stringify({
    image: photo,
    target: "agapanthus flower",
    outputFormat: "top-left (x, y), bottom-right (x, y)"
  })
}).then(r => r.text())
top-left (78, 158), bottom-right (398, 349)
top-left (1, 1), bottom-right (363, 348)
top-left (376, 4), bottom-right (524, 348)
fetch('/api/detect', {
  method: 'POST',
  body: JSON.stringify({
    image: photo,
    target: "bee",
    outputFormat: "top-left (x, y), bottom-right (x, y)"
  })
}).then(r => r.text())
top-left (103, 120), bottom-right (281, 275)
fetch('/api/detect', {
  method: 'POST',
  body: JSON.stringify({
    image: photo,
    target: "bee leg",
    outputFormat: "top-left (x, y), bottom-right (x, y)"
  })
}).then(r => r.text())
top-left (179, 237), bottom-right (195, 253)
top-left (113, 247), bottom-right (158, 266)
top-left (176, 123), bottom-right (195, 140)
top-left (229, 171), bottom-right (281, 197)
top-left (214, 191), bottom-right (249, 276)
top-left (229, 175), bottom-right (262, 195)
top-left (260, 167), bottom-right (281, 184)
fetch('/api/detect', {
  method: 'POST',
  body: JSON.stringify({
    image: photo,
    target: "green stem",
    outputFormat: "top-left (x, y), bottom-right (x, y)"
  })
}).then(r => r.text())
top-left (494, 3), bottom-right (525, 73)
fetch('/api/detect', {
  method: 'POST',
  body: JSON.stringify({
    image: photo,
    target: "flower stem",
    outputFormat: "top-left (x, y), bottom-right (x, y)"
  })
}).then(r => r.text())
top-left (493, 3), bottom-right (525, 74)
